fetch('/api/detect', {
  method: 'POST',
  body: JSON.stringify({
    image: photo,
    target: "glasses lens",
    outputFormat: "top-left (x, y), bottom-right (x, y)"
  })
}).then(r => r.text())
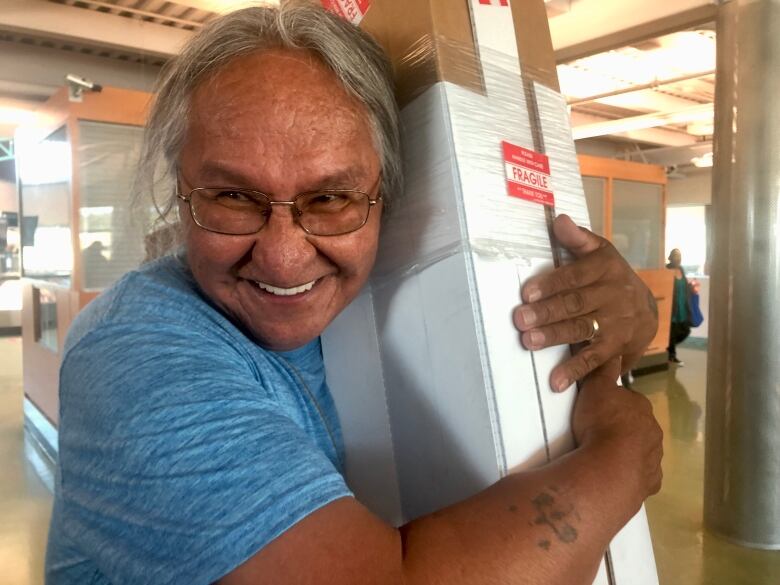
top-left (298, 191), bottom-right (370, 236)
top-left (190, 189), bottom-right (268, 235)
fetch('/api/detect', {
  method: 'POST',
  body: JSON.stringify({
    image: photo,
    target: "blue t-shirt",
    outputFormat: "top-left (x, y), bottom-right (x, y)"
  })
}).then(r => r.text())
top-left (45, 254), bottom-right (351, 585)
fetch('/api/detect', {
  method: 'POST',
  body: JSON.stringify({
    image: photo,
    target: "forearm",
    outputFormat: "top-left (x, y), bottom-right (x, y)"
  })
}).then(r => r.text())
top-left (399, 441), bottom-right (639, 585)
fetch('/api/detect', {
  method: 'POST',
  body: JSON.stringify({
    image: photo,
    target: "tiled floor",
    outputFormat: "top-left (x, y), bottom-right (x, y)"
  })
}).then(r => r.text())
top-left (0, 336), bottom-right (52, 585)
top-left (0, 335), bottom-right (778, 584)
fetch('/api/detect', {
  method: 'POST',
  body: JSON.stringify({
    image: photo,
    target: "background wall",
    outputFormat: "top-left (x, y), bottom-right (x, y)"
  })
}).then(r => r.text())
top-left (667, 169), bottom-right (712, 206)
top-left (0, 40), bottom-right (162, 95)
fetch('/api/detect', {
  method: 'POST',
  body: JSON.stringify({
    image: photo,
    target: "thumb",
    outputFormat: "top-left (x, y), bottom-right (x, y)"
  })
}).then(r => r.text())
top-left (553, 214), bottom-right (605, 259)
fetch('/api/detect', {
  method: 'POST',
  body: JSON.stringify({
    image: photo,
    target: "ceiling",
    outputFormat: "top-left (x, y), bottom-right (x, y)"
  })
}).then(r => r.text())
top-left (47, 0), bottom-right (214, 28)
top-left (559, 27), bottom-right (716, 170)
top-left (0, 0), bottom-right (717, 171)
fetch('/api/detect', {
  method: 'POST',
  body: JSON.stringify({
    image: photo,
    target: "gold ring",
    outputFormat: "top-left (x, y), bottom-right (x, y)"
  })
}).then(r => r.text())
top-left (586, 318), bottom-right (600, 342)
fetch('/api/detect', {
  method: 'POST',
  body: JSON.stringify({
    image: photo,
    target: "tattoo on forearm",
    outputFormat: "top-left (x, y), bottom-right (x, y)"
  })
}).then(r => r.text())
top-left (527, 486), bottom-right (579, 550)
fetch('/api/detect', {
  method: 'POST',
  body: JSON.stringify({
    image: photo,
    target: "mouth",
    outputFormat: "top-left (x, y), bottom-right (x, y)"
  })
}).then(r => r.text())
top-left (249, 278), bottom-right (319, 297)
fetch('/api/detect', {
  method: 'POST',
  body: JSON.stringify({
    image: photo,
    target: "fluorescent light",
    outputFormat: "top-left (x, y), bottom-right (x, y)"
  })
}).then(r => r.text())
top-left (687, 122), bottom-right (714, 136)
top-left (571, 104), bottom-right (713, 140)
top-left (172, 0), bottom-right (279, 13)
top-left (692, 152), bottom-right (714, 168)
top-left (0, 106), bottom-right (35, 126)
top-left (559, 32), bottom-right (715, 100)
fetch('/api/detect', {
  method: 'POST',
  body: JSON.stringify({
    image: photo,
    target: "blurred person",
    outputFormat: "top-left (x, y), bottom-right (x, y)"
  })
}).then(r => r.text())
top-left (667, 248), bottom-right (691, 365)
top-left (82, 241), bottom-right (109, 269)
top-left (45, 5), bottom-right (662, 584)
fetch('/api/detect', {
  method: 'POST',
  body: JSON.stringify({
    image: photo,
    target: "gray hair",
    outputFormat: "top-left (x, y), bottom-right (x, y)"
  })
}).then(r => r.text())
top-left (136, 2), bottom-right (401, 256)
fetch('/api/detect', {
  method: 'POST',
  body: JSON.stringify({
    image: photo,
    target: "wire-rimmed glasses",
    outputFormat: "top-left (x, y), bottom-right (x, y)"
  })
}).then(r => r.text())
top-left (177, 176), bottom-right (382, 237)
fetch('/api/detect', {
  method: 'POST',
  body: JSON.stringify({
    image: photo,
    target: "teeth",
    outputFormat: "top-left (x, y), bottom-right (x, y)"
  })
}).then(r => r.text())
top-left (252, 278), bottom-right (317, 296)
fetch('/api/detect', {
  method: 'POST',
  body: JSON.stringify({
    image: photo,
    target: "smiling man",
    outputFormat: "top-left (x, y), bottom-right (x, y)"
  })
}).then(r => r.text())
top-left (177, 49), bottom-right (383, 351)
top-left (45, 4), bottom-right (662, 585)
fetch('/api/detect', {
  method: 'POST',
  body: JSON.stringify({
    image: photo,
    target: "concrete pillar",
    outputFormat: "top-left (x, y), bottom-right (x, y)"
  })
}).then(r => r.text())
top-left (704, 0), bottom-right (780, 549)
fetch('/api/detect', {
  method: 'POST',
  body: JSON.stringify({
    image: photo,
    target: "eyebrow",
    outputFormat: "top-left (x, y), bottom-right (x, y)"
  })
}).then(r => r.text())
top-left (195, 163), bottom-right (367, 192)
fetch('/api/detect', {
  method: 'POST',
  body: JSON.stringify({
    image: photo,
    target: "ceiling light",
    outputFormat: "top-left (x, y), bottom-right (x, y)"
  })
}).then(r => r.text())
top-left (692, 152), bottom-right (714, 168)
top-left (687, 122), bottom-right (714, 136)
top-left (172, 1), bottom-right (279, 13)
top-left (0, 107), bottom-right (35, 126)
top-left (558, 30), bottom-right (716, 102)
top-left (571, 104), bottom-right (713, 140)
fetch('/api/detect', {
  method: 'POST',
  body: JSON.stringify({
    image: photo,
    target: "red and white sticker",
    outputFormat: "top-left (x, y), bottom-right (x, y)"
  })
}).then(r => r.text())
top-left (478, 0), bottom-right (509, 6)
top-left (502, 141), bottom-right (554, 207)
top-left (321, 0), bottom-right (371, 25)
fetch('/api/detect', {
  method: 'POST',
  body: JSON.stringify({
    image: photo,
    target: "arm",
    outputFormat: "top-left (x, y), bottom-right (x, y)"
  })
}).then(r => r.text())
top-left (219, 366), bottom-right (663, 585)
top-left (513, 215), bottom-right (659, 390)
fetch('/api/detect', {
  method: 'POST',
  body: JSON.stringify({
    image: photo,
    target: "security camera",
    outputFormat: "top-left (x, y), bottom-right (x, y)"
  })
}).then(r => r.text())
top-left (65, 74), bottom-right (103, 102)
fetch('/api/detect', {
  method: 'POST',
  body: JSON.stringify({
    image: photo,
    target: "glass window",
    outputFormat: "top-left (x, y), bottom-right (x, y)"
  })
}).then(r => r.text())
top-left (582, 176), bottom-right (605, 236)
top-left (611, 180), bottom-right (664, 269)
top-left (1, 156), bottom-right (20, 276)
top-left (18, 126), bottom-right (73, 284)
top-left (34, 287), bottom-right (58, 352)
top-left (78, 121), bottom-right (146, 290)
top-left (0, 212), bottom-right (20, 275)
top-left (666, 205), bottom-right (707, 275)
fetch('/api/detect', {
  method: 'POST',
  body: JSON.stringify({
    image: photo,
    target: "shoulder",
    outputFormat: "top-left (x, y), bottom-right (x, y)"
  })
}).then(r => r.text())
top-left (65, 254), bottom-right (250, 358)
top-left (66, 255), bottom-right (202, 340)
top-left (59, 254), bottom-right (276, 413)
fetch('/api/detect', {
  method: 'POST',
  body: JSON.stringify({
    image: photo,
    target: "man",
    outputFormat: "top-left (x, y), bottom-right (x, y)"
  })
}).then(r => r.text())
top-left (46, 5), bottom-right (662, 584)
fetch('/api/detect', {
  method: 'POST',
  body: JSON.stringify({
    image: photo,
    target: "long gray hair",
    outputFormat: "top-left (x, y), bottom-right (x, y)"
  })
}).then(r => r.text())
top-left (136, 2), bottom-right (401, 256)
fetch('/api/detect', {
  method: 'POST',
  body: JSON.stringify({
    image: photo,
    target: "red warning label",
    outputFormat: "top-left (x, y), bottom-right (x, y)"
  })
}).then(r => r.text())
top-left (321, 0), bottom-right (371, 25)
top-left (502, 141), bottom-right (554, 207)
top-left (479, 0), bottom-right (509, 5)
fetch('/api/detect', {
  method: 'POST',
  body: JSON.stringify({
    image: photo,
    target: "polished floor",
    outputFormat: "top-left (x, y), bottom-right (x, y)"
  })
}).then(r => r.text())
top-left (639, 344), bottom-right (780, 585)
top-left (0, 336), bottom-right (778, 584)
top-left (0, 336), bottom-right (51, 585)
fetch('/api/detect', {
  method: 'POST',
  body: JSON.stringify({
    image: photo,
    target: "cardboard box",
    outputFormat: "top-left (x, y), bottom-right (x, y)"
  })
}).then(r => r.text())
top-left (319, 2), bottom-right (659, 583)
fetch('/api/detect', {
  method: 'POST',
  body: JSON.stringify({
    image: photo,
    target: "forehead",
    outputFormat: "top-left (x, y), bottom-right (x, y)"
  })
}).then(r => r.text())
top-left (183, 49), bottom-right (378, 188)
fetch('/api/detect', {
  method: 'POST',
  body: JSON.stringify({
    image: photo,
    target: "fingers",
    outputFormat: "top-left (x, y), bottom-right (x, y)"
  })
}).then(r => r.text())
top-left (552, 214), bottom-right (607, 258)
top-left (514, 282), bottom-right (617, 332)
top-left (548, 343), bottom-right (609, 392)
top-left (521, 243), bottom-right (614, 303)
top-left (519, 314), bottom-right (598, 351)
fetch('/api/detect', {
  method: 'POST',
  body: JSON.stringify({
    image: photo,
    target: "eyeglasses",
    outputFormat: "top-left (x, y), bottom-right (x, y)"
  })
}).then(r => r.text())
top-left (177, 176), bottom-right (382, 237)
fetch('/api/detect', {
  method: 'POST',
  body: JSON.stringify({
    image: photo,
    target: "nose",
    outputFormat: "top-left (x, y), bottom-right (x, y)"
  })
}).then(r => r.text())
top-left (248, 201), bottom-right (317, 280)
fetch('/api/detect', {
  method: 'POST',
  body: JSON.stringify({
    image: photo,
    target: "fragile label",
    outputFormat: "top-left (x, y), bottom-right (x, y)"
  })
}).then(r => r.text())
top-left (478, 0), bottom-right (509, 6)
top-left (502, 141), bottom-right (554, 207)
top-left (321, 0), bottom-right (371, 25)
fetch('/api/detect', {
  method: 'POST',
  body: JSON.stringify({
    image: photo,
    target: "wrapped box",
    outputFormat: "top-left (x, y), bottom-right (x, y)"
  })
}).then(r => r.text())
top-left (320, 2), bottom-right (658, 583)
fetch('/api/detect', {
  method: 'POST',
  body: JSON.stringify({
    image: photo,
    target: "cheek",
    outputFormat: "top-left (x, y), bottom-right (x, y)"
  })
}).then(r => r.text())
top-left (185, 226), bottom-right (249, 277)
top-left (343, 227), bottom-right (380, 279)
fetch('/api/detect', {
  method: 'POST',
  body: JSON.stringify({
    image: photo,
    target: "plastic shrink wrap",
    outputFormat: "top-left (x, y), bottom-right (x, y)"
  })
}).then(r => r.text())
top-left (320, 2), bottom-right (658, 583)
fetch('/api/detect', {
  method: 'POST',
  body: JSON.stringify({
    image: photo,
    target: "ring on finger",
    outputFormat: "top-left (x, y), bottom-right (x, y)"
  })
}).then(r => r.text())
top-left (585, 317), bottom-right (600, 342)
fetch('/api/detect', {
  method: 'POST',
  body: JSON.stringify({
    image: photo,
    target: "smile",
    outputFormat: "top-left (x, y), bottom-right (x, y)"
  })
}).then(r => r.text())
top-left (251, 278), bottom-right (318, 297)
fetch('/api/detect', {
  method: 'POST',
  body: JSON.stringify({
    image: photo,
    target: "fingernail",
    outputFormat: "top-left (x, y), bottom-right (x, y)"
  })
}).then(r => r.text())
top-left (526, 286), bottom-right (542, 303)
top-left (520, 307), bottom-right (537, 326)
top-left (529, 330), bottom-right (545, 347)
top-left (555, 378), bottom-right (572, 393)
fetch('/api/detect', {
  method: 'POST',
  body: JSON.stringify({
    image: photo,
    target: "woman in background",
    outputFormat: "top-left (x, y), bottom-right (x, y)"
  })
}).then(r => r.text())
top-left (667, 248), bottom-right (691, 365)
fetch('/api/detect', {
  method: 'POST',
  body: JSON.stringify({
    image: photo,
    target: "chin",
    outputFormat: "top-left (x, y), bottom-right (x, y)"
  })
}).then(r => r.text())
top-left (250, 324), bottom-right (323, 352)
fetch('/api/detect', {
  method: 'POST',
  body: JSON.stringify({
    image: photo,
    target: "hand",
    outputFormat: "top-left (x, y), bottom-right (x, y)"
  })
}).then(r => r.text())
top-left (512, 215), bottom-right (658, 391)
top-left (572, 360), bottom-right (663, 504)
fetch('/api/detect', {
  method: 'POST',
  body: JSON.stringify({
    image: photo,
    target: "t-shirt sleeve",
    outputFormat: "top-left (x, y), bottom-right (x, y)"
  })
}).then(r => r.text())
top-left (56, 322), bottom-right (351, 585)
